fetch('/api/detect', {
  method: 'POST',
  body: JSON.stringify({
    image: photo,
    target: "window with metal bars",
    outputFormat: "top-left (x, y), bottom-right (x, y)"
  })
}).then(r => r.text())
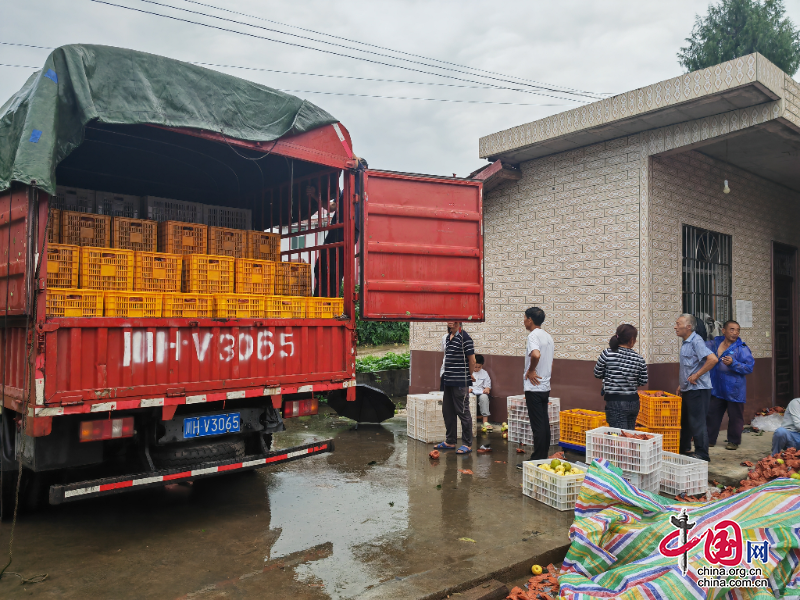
top-left (682, 225), bottom-right (732, 338)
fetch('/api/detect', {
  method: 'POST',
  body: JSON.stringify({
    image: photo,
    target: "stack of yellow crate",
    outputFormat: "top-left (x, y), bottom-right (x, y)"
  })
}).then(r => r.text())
top-left (45, 205), bottom-right (343, 319)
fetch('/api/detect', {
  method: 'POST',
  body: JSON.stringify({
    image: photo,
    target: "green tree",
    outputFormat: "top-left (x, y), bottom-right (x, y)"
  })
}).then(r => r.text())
top-left (678, 0), bottom-right (800, 75)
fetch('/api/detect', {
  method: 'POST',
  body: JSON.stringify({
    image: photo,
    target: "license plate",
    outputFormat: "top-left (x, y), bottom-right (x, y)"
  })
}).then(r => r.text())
top-left (183, 413), bottom-right (241, 439)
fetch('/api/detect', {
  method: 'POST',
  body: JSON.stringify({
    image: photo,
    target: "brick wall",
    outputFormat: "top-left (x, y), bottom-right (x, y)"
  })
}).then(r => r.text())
top-left (648, 151), bottom-right (800, 362)
top-left (412, 144), bottom-right (800, 373)
top-left (411, 134), bottom-right (645, 362)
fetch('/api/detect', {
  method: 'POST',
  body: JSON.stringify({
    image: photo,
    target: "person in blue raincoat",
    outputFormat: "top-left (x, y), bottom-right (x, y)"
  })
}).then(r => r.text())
top-left (705, 320), bottom-right (755, 450)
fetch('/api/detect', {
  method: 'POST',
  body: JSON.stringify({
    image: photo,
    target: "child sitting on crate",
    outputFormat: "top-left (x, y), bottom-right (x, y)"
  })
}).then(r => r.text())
top-left (470, 355), bottom-right (493, 429)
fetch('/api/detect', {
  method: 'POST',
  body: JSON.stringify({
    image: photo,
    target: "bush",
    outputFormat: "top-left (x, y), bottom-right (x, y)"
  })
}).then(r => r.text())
top-left (354, 285), bottom-right (409, 346)
top-left (356, 352), bottom-right (410, 373)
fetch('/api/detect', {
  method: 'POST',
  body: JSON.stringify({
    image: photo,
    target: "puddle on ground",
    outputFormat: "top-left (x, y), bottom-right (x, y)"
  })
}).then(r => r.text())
top-left (0, 408), bottom-right (574, 599)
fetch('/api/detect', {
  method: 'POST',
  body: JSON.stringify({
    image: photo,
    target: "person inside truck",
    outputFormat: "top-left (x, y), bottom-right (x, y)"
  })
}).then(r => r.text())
top-left (313, 187), bottom-right (360, 298)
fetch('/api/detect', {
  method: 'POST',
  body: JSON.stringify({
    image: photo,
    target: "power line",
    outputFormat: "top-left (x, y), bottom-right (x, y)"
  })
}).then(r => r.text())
top-left (134, 0), bottom-right (603, 101)
top-left (0, 62), bottom-right (564, 106)
top-left (176, 0), bottom-right (613, 98)
top-left (275, 89), bottom-right (563, 106)
top-left (0, 43), bottom-right (567, 94)
top-left (87, 0), bottom-right (591, 104)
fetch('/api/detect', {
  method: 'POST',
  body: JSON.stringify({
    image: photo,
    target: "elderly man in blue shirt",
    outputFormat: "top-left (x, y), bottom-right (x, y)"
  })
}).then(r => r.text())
top-left (675, 314), bottom-right (719, 462)
top-left (705, 320), bottom-right (755, 450)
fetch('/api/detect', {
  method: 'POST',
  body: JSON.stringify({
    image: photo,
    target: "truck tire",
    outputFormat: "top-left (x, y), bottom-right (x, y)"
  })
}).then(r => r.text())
top-left (151, 438), bottom-right (245, 470)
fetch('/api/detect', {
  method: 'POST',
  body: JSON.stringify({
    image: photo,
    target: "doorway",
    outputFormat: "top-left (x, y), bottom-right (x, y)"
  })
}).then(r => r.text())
top-left (773, 244), bottom-right (797, 407)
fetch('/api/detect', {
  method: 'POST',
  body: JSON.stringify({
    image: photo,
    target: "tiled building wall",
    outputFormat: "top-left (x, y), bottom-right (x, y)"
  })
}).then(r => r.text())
top-left (411, 134), bottom-right (645, 361)
top-left (648, 151), bottom-right (800, 362)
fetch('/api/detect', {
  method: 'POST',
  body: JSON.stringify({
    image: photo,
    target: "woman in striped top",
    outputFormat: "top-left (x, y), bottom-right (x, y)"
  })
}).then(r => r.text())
top-left (594, 324), bottom-right (648, 430)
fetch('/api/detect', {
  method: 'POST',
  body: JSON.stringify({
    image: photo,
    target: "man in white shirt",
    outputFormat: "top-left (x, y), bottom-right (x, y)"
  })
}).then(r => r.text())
top-left (518, 306), bottom-right (555, 468)
top-left (772, 398), bottom-right (800, 455)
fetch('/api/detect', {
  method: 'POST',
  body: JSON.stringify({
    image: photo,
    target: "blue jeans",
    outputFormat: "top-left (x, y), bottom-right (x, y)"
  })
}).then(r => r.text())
top-left (772, 427), bottom-right (800, 455)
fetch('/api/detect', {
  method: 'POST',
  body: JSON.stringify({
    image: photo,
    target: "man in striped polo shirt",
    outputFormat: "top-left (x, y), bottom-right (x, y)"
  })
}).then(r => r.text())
top-left (436, 322), bottom-right (477, 454)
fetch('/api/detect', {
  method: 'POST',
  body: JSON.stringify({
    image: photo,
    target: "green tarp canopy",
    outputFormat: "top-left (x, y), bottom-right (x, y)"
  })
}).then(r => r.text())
top-left (0, 44), bottom-right (339, 195)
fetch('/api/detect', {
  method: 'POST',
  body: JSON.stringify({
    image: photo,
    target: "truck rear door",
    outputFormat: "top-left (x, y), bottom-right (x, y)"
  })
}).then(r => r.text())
top-left (360, 170), bottom-right (483, 322)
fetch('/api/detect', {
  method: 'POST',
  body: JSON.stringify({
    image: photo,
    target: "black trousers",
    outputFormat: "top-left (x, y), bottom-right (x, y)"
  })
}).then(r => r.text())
top-left (706, 396), bottom-right (745, 446)
top-left (442, 385), bottom-right (473, 447)
top-left (604, 394), bottom-right (640, 430)
top-left (680, 389), bottom-right (711, 461)
top-left (525, 391), bottom-right (550, 460)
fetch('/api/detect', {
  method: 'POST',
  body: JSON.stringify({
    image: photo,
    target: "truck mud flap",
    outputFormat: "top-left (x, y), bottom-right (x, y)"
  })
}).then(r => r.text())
top-left (49, 439), bottom-right (334, 505)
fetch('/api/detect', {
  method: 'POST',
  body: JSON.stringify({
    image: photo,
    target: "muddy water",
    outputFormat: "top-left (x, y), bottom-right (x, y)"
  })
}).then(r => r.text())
top-left (0, 410), bottom-right (574, 599)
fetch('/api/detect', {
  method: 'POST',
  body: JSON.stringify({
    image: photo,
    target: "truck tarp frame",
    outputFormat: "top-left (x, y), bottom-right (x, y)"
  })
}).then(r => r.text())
top-left (0, 44), bottom-right (339, 196)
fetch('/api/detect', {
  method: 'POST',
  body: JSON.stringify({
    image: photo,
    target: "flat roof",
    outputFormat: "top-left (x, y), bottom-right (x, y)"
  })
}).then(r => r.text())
top-left (480, 53), bottom-right (794, 163)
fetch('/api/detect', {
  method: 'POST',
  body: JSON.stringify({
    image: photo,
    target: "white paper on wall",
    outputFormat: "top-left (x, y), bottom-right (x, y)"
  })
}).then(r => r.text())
top-left (735, 300), bottom-right (753, 328)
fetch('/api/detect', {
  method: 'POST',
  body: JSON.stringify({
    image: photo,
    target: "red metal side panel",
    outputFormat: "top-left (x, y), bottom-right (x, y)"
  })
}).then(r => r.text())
top-left (0, 187), bottom-right (30, 315)
top-left (361, 171), bottom-right (483, 321)
top-left (42, 319), bottom-right (353, 405)
top-left (0, 326), bottom-right (30, 412)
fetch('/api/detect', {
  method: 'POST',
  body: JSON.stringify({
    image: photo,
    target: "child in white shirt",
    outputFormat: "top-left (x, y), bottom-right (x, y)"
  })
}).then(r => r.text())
top-left (470, 354), bottom-right (492, 429)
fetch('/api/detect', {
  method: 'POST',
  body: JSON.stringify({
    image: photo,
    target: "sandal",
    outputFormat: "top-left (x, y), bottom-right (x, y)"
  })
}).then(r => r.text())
top-left (434, 442), bottom-right (455, 450)
top-left (456, 445), bottom-right (472, 455)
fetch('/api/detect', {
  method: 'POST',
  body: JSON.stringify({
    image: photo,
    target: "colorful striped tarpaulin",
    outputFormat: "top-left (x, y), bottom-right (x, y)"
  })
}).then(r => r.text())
top-left (559, 459), bottom-right (800, 599)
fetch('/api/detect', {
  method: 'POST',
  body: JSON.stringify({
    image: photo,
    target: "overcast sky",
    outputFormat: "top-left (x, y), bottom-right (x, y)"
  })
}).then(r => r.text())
top-left (2, 1), bottom-right (799, 177)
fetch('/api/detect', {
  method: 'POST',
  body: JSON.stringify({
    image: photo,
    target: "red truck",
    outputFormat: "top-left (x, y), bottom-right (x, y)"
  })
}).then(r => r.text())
top-left (0, 45), bottom-right (484, 506)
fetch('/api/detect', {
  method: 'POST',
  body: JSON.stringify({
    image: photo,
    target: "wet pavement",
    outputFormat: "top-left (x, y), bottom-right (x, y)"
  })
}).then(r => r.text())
top-left (0, 407), bottom-right (574, 599)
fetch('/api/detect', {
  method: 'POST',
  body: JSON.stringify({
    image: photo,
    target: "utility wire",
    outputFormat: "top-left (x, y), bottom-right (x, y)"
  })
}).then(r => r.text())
top-left (87, 0), bottom-right (591, 104)
top-left (176, 0), bottom-right (613, 98)
top-left (133, 0), bottom-right (603, 100)
top-left (0, 43), bottom-right (569, 95)
top-left (0, 63), bottom-right (564, 106)
top-left (276, 89), bottom-right (563, 106)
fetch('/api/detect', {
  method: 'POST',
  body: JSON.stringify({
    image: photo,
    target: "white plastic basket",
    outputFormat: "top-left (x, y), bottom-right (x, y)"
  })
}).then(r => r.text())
top-left (508, 418), bottom-right (560, 447)
top-left (585, 427), bottom-right (662, 474)
top-left (622, 469), bottom-right (661, 493)
top-left (507, 395), bottom-right (560, 446)
top-left (507, 395), bottom-right (560, 423)
top-left (523, 460), bottom-right (586, 511)
top-left (660, 452), bottom-right (708, 496)
top-left (406, 394), bottom-right (477, 443)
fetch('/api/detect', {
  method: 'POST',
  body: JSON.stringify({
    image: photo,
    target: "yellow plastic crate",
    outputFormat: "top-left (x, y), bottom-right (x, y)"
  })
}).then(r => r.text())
top-left (637, 426), bottom-right (680, 454)
top-left (47, 208), bottom-right (61, 244)
top-left (306, 297), bottom-right (344, 319)
top-left (559, 409), bottom-right (608, 446)
top-left (636, 391), bottom-right (682, 429)
top-left (214, 294), bottom-right (265, 319)
top-left (158, 221), bottom-right (207, 255)
top-left (208, 226), bottom-right (247, 258)
top-left (46, 289), bottom-right (103, 317)
top-left (246, 231), bottom-right (280, 261)
top-left (162, 293), bottom-right (214, 318)
top-left (265, 296), bottom-right (306, 319)
top-left (234, 258), bottom-right (275, 295)
top-left (80, 247), bottom-right (134, 290)
top-left (275, 262), bottom-right (312, 297)
top-left (46, 244), bottom-right (80, 289)
top-left (62, 211), bottom-right (111, 247)
top-left (104, 291), bottom-right (162, 317)
top-left (181, 254), bottom-right (235, 294)
top-left (113, 217), bottom-right (158, 252)
top-left (134, 252), bottom-right (182, 292)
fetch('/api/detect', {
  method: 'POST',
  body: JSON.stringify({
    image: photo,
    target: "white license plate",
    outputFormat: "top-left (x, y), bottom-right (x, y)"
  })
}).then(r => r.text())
top-left (183, 413), bottom-right (241, 439)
